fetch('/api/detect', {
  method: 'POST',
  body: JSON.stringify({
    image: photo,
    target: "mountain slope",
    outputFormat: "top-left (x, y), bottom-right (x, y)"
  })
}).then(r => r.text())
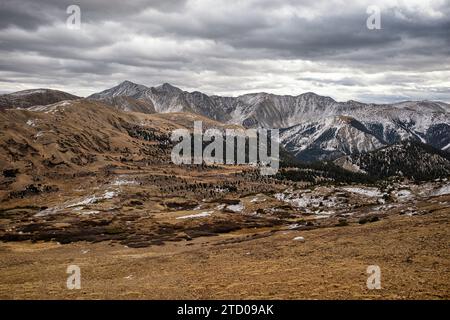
top-left (280, 116), bottom-right (385, 162)
top-left (0, 89), bottom-right (79, 110)
top-left (86, 81), bottom-right (450, 161)
top-left (0, 98), bottom-right (239, 202)
top-left (334, 140), bottom-right (450, 180)
top-left (94, 96), bottom-right (156, 114)
top-left (90, 81), bottom-right (231, 119)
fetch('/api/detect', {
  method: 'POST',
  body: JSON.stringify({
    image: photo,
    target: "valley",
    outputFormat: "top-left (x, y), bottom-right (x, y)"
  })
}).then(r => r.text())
top-left (0, 85), bottom-right (449, 299)
top-left (1, 196), bottom-right (448, 299)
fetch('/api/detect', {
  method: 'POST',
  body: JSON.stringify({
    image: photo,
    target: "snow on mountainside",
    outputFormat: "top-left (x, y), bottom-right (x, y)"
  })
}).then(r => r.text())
top-left (96, 96), bottom-right (156, 114)
top-left (88, 81), bottom-right (450, 162)
top-left (334, 140), bottom-right (450, 180)
top-left (3, 82), bottom-right (448, 164)
top-left (89, 81), bottom-right (229, 119)
top-left (280, 116), bottom-right (385, 162)
top-left (88, 80), bottom-right (148, 99)
top-left (280, 109), bottom-right (450, 161)
top-left (88, 81), bottom-right (343, 125)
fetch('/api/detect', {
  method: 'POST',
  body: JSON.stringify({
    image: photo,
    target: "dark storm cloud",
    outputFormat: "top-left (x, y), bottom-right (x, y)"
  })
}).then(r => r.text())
top-left (0, 0), bottom-right (188, 29)
top-left (0, 0), bottom-right (449, 102)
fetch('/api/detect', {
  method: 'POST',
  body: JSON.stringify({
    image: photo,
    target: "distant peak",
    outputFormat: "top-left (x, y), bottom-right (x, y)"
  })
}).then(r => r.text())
top-left (114, 80), bottom-right (149, 91)
top-left (7, 88), bottom-right (78, 97)
top-left (302, 92), bottom-right (319, 96)
top-left (87, 80), bottom-right (148, 99)
top-left (9, 88), bottom-right (51, 95)
top-left (300, 92), bottom-right (325, 99)
top-left (116, 80), bottom-right (148, 91)
top-left (346, 99), bottom-right (362, 104)
top-left (156, 83), bottom-right (182, 92)
top-left (299, 92), bottom-right (336, 103)
top-left (118, 80), bottom-right (141, 87)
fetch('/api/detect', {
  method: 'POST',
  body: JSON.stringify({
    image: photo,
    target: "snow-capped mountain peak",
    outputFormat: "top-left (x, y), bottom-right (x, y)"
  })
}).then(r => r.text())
top-left (155, 83), bottom-right (183, 94)
top-left (88, 81), bottom-right (450, 161)
top-left (89, 80), bottom-right (148, 99)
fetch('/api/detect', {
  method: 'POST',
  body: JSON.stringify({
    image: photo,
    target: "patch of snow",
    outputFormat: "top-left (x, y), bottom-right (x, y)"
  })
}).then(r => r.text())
top-left (314, 214), bottom-right (331, 219)
top-left (316, 210), bottom-right (334, 215)
top-left (67, 195), bottom-right (98, 208)
top-left (275, 191), bottom-right (338, 209)
top-left (26, 119), bottom-right (37, 127)
top-left (111, 178), bottom-right (137, 186)
top-left (215, 204), bottom-right (226, 210)
top-left (34, 130), bottom-right (55, 138)
top-left (441, 142), bottom-right (450, 151)
top-left (28, 100), bottom-right (72, 114)
top-left (250, 196), bottom-right (266, 203)
top-left (373, 204), bottom-right (397, 211)
top-left (394, 189), bottom-right (413, 200)
top-left (176, 211), bottom-right (213, 219)
top-left (341, 187), bottom-right (382, 197)
top-left (66, 190), bottom-right (117, 208)
top-left (34, 207), bottom-right (61, 217)
top-left (433, 184), bottom-right (450, 196)
top-left (226, 203), bottom-right (244, 212)
top-left (79, 210), bottom-right (100, 215)
top-left (274, 193), bottom-right (286, 201)
top-left (103, 191), bottom-right (117, 199)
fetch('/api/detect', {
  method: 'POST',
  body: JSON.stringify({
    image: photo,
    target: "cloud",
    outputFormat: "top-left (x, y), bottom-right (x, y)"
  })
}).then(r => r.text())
top-left (0, 0), bottom-right (449, 102)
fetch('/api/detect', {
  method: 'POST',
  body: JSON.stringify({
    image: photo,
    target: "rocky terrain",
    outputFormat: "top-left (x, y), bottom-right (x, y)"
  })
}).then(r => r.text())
top-left (0, 87), bottom-right (449, 299)
top-left (334, 141), bottom-right (450, 180)
top-left (88, 81), bottom-right (450, 161)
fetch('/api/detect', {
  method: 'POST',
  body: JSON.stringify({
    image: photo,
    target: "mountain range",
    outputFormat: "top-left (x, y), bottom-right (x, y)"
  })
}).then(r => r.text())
top-left (1, 81), bottom-right (449, 164)
top-left (88, 80), bottom-right (450, 161)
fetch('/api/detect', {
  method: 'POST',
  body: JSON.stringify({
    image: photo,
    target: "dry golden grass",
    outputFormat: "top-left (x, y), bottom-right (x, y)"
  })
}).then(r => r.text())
top-left (0, 208), bottom-right (448, 300)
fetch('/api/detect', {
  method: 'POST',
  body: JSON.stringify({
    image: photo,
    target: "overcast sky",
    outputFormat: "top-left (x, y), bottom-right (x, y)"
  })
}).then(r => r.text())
top-left (0, 0), bottom-right (449, 102)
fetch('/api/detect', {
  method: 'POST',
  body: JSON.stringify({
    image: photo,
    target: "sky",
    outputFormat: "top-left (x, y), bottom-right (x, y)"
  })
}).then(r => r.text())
top-left (0, 0), bottom-right (449, 103)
